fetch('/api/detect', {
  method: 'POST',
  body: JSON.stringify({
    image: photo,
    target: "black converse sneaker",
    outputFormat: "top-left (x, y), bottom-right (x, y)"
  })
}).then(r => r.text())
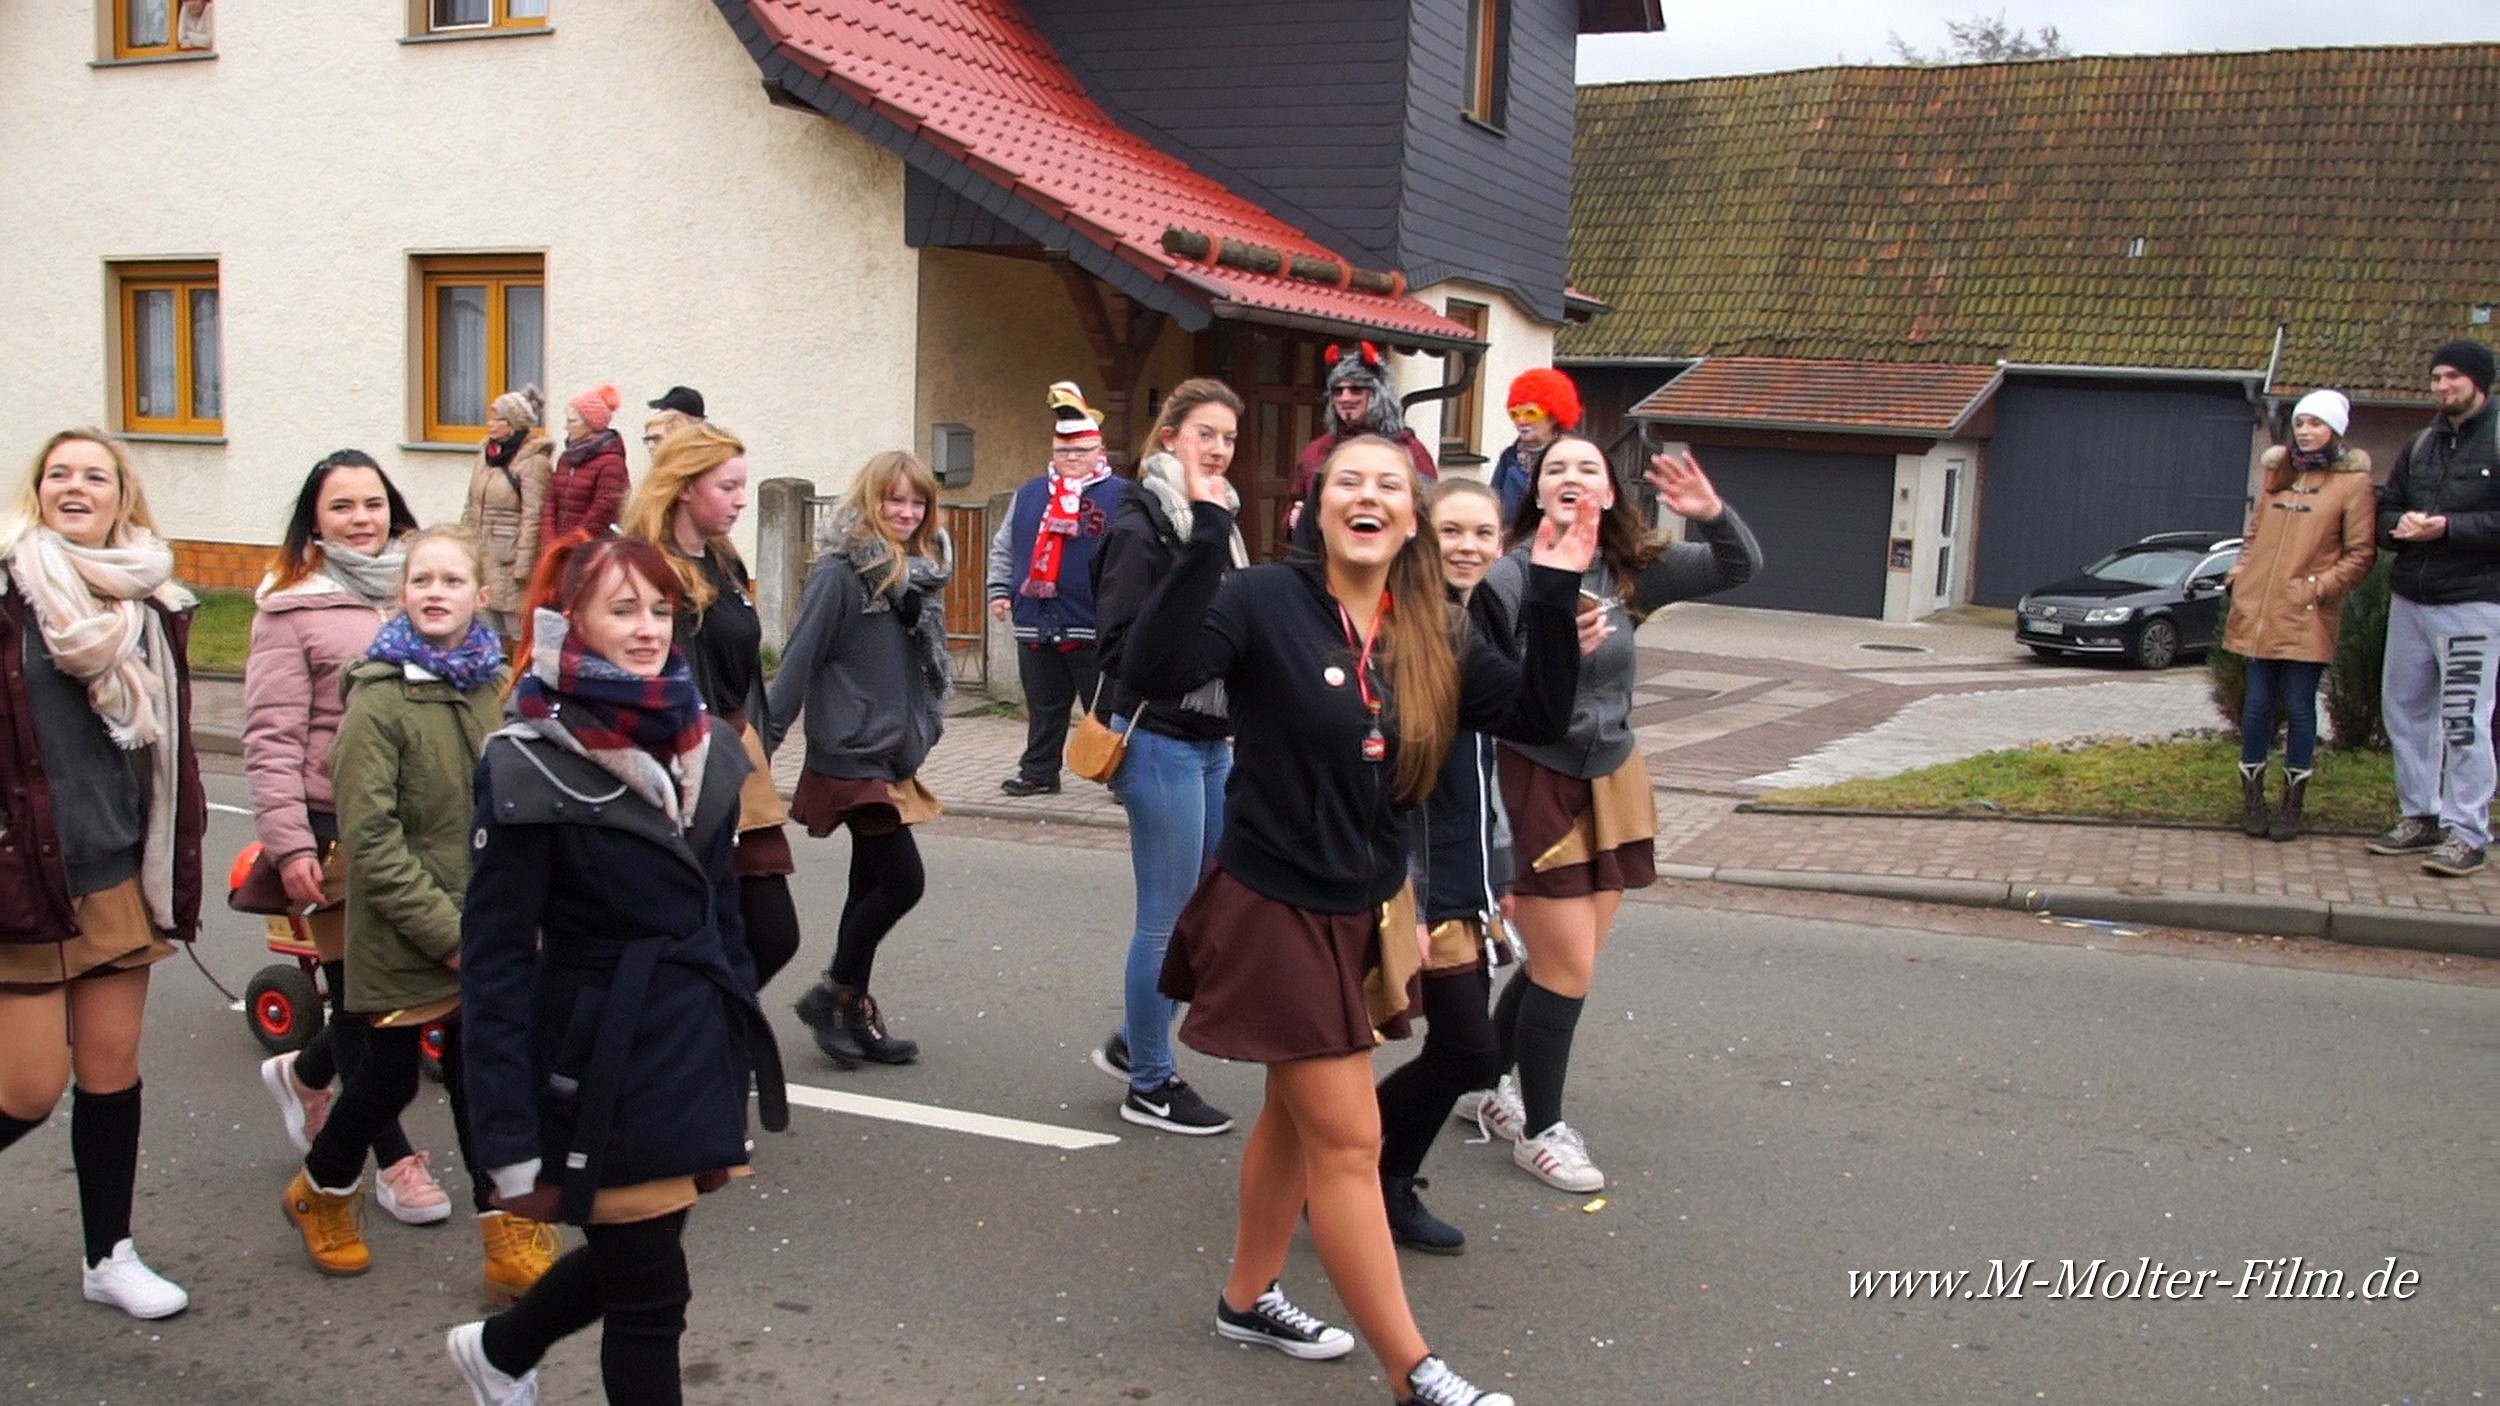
top-left (1214, 1282), bottom-right (1355, 1360)
top-left (1122, 1076), bottom-right (1234, 1135)
top-left (1402, 1354), bottom-right (1514, 1405)
top-left (1088, 1032), bottom-right (1131, 1082)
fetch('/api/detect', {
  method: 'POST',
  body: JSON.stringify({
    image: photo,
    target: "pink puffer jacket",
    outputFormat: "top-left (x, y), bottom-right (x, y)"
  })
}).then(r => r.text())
top-left (243, 574), bottom-right (386, 864)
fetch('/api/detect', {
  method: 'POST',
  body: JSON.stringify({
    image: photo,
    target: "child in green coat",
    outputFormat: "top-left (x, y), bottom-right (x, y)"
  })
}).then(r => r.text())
top-left (279, 526), bottom-right (557, 1303)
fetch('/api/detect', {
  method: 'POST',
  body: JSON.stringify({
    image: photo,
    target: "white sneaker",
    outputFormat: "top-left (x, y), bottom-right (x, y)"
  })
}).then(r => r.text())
top-left (1405, 1353), bottom-right (1515, 1406)
top-left (82, 1239), bottom-right (189, 1320)
top-left (376, 1152), bottom-right (454, 1225)
top-left (448, 1321), bottom-right (541, 1405)
top-left (259, 1052), bottom-right (327, 1154)
top-left (1452, 1074), bottom-right (1526, 1143)
top-left (1513, 1120), bottom-right (1606, 1192)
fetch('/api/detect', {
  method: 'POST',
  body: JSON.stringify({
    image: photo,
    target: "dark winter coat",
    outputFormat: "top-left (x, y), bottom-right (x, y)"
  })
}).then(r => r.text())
top-left (1093, 486), bottom-right (1231, 742)
top-left (1124, 503), bottom-right (1580, 914)
top-left (542, 430), bottom-right (629, 543)
top-left (1419, 588), bottom-right (1516, 926)
top-left (2376, 398), bottom-right (2500, 606)
top-left (459, 718), bottom-right (788, 1225)
top-left (0, 583), bottom-right (206, 944)
top-left (988, 472), bottom-right (1124, 646)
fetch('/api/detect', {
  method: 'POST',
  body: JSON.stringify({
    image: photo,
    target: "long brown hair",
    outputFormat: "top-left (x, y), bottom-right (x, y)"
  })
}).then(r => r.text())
top-left (1507, 432), bottom-right (1664, 613)
top-left (835, 450), bottom-right (942, 596)
top-left (622, 421), bottom-right (747, 612)
top-left (1142, 377), bottom-right (1245, 465)
top-left (265, 450), bottom-right (419, 593)
top-left (1317, 436), bottom-right (1459, 803)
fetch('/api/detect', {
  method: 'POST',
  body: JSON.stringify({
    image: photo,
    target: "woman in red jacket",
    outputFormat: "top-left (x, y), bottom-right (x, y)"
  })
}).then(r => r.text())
top-left (544, 385), bottom-right (631, 542)
top-left (0, 429), bottom-right (206, 1319)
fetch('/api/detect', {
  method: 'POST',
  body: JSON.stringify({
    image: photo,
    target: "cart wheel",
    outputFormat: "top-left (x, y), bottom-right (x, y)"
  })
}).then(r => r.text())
top-left (245, 964), bottom-right (324, 1055)
top-left (420, 1022), bottom-right (447, 1085)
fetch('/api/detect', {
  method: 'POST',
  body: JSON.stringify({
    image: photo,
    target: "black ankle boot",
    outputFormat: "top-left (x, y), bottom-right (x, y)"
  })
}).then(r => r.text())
top-left (2237, 763), bottom-right (2269, 837)
top-left (795, 982), bottom-right (866, 1068)
top-left (837, 986), bottom-right (919, 1065)
top-left (2268, 768), bottom-right (2312, 843)
top-left (1382, 1174), bottom-right (1465, 1255)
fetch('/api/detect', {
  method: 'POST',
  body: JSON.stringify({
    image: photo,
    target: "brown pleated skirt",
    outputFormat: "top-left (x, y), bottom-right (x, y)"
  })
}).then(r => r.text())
top-left (789, 771), bottom-right (942, 839)
top-left (0, 876), bottom-right (175, 992)
top-left (1158, 867), bottom-right (1417, 1063)
top-left (1500, 748), bottom-right (1659, 898)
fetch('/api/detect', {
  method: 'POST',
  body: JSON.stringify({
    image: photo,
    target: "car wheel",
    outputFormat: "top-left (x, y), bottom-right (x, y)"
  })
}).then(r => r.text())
top-left (2132, 617), bottom-right (2180, 670)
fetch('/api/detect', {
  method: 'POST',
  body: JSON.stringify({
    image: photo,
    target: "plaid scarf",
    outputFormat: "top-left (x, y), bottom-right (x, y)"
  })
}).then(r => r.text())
top-left (366, 611), bottom-right (505, 692)
top-left (511, 608), bottom-right (710, 827)
top-left (2290, 440), bottom-right (2340, 472)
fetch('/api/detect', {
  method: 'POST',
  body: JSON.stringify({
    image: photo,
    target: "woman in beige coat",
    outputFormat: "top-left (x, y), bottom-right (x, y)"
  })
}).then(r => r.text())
top-left (2223, 389), bottom-right (2376, 841)
top-left (461, 386), bottom-right (553, 646)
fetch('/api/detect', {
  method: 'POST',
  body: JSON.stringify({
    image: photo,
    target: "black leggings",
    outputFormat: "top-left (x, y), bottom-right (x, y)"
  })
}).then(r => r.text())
top-left (303, 1018), bottom-right (486, 1213)
top-left (738, 874), bottom-right (801, 992)
top-left (827, 828), bottom-right (924, 991)
top-left (293, 960), bottom-right (416, 1170)
top-left (1376, 967), bottom-right (1502, 1179)
top-left (482, 1211), bottom-right (692, 1406)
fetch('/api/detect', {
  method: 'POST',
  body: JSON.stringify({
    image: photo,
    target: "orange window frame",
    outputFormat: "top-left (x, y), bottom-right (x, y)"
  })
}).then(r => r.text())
top-left (116, 262), bottom-right (221, 436)
top-left (1441, 300), bottom-right (1488, 459)
top-left (1463, 0), bottom-right (1506, 126)
top-left (111, 1), bottom-right (209, 60)
top-left (418, 255), bottom-right (543, 445)
top-left (424, 0), bottom-right (548, 35)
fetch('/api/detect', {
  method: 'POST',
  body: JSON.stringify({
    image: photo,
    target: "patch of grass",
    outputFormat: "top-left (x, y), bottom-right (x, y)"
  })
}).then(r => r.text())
top-left (187, 589), bottom-right (256, 675)
top-left (1761, 738), bottom-right (2395, 832)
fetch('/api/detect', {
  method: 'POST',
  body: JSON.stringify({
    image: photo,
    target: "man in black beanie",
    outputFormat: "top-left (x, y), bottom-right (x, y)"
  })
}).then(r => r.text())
top-left (2367, 339), bottom-right (2499, 876)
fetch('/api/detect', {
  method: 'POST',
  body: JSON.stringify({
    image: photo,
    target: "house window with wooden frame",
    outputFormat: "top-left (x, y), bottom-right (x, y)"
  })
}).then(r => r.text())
top-left (110, 0), bottom-right (215, 60)
top-left (417, 255), bottom-right (544, 445)
top-left (115, 262), bottom-right (222, 436)
top-left (1462, 0), bottom-right (1509, 130)
top-left (421, 0), bottom-right (548, 35)
top-left (1440, 301), bottom-right (1489, 462)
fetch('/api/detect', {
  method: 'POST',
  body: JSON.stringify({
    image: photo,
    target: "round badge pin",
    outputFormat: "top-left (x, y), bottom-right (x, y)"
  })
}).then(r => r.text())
top-left (1323, 665), bottom-right (1347, 687)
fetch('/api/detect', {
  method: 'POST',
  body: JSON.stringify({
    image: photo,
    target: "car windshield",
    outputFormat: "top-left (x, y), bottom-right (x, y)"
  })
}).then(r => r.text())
top-left (2081, 548), bottom-right (2200, 588)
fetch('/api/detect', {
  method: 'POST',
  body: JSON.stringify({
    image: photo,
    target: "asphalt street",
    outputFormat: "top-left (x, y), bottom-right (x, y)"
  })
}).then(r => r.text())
top-left (0, 771), bottom-right (2490, 1404)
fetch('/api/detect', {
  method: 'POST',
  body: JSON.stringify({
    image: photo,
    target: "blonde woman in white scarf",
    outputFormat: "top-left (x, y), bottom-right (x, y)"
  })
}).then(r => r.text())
top-left (0, 428), bottom-right (204, 1319)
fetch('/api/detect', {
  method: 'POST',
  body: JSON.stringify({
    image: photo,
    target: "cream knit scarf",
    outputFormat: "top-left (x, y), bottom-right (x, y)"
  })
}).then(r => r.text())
top-left (5, 524), bottom-right (194, 928)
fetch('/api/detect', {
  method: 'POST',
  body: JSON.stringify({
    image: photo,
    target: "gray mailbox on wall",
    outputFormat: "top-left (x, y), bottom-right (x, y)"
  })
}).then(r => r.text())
top-left (931, 423), bottom-right (975, 488)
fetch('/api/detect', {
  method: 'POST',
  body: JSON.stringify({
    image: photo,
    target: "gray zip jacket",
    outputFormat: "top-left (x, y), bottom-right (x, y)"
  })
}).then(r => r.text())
top-left (1483, 507), bottom-right (1762, 779)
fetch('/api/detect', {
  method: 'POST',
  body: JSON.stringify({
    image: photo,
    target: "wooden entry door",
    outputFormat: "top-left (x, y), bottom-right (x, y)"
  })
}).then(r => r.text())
top-left (1199, 327), bottom-right (1324, 560)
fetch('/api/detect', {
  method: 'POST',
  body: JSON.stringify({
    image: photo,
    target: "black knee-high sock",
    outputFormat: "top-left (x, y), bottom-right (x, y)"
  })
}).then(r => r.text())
top-left (1514, 983), bottom-right (1584, 1139)
top-left (0, 1107), bottom-right (42, 1156)
top-left (72, 1082), bottom-right (143, 1265)
top-left (828, 829), bottom-right (924, 991)
top-left (589, 1213), bottom-right (692, 1406)
top-left (1491, 964), bottom-right (1530, 1077)
top-left (293, 961), bottom-right (346, 1088)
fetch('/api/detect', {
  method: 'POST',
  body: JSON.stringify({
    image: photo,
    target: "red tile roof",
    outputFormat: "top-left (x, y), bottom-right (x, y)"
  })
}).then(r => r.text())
top-left (737, 0), bottom-right (1478, 348)
top-left (1631, 357), bottom-right (2002, 437)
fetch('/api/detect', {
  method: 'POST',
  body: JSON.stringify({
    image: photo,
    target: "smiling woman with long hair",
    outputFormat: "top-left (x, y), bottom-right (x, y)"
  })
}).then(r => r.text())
top-left (763, 451), bottom-right (953, 1069)
top-left (1122, 431), bottom-right (1597, 1406)
top-left (0, 429), bottom-right (204, 1319)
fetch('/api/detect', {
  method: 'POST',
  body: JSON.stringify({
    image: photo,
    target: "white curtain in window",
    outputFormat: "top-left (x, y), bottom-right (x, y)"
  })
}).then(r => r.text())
top-left (437, 286), bottom-right (488, 427)
top-left (190, 288), bottom-right (221, 419)
top-left (133, 290), bottom-right (176, 420)
top-left (504, 285), bottom-right (544, 397)
top-left (128, 0), bottom-right (170, 48)
top-left (509, 0), bottom-right (550, 16)
top-left (433, 0), bottom-right (491, 27)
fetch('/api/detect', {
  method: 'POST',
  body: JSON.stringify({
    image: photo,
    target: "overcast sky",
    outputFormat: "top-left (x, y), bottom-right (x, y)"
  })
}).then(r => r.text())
top-left (1577, 2), bottom-right (2500, 83)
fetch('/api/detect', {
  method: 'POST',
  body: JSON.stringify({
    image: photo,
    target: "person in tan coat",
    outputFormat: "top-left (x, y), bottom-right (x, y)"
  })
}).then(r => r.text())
top-left (461, 387), bottom-right (553, 647)
top-left (2223, 389), bottom-right (2376, 840)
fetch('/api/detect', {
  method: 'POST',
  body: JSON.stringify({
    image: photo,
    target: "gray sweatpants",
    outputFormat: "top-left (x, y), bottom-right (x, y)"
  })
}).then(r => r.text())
top-left (2381, 596), bottom-right (2500, 848)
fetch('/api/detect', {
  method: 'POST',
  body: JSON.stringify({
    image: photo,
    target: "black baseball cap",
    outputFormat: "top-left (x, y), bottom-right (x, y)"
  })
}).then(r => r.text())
top-left (648, 385), bottom-right (706, 418)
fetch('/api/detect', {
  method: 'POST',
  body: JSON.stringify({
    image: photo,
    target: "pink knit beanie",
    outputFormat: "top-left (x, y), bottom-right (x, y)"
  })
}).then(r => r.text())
top-left (570, 384), bottom-right (621, 433)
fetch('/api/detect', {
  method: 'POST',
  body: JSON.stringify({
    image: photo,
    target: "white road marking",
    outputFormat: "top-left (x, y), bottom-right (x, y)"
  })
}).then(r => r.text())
top-left (779, 1083), bottom-right (1119, 1150)
top-left (208, 802), bottom-right (255, 817)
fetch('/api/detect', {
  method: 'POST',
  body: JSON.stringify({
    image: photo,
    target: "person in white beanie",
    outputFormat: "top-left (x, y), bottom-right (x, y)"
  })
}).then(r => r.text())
top-left (2221, 388), bottom-right (2374, 840)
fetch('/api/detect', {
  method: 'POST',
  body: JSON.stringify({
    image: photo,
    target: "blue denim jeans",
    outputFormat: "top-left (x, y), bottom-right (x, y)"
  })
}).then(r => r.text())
top-left (2240, 657), bottom-right (2329, 770)
top-left (1108, 722), bottom-right (1230, 1091)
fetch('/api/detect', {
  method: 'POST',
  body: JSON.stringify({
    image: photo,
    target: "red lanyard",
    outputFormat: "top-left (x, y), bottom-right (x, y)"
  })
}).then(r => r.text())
top-left (1337, 591), bottom-right (1392, 761)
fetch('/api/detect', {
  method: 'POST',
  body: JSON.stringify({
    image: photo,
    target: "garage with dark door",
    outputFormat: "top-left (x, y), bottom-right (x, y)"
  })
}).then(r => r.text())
top-left (1679, 444), bottom-right (1893, 618)
top-left (1972, 380), bottom-right (2255, 607)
